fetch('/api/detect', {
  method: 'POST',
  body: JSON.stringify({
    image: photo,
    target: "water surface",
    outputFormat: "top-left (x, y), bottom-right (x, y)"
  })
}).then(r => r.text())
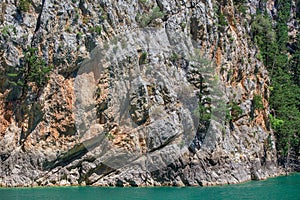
top-left (0, 173), bottom-right (299, 200)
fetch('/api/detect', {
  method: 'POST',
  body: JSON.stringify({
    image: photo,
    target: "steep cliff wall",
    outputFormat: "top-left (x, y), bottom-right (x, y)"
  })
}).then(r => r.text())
top-left (0, 0), bottom-right (281, 187)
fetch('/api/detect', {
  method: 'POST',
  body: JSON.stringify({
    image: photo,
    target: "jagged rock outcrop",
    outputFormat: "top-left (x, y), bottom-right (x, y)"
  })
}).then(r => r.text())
top-left (0, 0), bottom-right (283, 187)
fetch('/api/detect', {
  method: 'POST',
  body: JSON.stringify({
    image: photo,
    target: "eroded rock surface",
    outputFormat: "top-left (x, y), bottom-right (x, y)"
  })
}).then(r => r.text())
top-left (0, 0), bottom-right (288, 187)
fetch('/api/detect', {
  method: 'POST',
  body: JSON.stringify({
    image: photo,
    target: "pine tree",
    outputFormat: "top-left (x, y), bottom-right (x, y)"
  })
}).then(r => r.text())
top-left (251, 1), bottom-right (300, 167)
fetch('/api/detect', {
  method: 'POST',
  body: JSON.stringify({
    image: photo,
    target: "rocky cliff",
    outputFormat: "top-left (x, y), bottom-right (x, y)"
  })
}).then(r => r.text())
top-left (0, 0), bottom-right (282, 187)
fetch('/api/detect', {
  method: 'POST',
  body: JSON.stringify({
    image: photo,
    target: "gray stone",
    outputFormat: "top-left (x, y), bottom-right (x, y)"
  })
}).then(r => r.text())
top-left (0, 0), bottom-right (282, 187)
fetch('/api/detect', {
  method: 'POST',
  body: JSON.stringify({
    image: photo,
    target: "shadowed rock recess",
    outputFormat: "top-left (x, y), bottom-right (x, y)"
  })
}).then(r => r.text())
top-left (0, 0), bottom-right (283, 187)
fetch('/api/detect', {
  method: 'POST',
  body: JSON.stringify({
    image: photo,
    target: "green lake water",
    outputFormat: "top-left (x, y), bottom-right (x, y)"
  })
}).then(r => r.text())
top-left (0, 173), bottom-right (299, 200)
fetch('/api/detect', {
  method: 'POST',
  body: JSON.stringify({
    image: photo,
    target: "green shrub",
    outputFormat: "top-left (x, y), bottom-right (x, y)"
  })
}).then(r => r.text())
top-left (19, 0), bottom-right (30, 12)
top-left (269, 114), bottom-right (284, 130)
top-left (97, 7), bottom-right (107, 21)
top-left (76, 32), bottom-right (83, 39)
top-left (7, 46), bottom-right (52, 90)
top-left (105, 132), bottom-right (115, 140)
top-left (170, 52), bottom-right (179, 63)
top-left (256, 52), bottom-right (263, 61)
top-left (238, 5), bottom-right (247, 15)
top-left (138, 0), bottom-right (148, 4)
top-left (193, 103), bottom-right (211, 121)
top-left (227, 101), bottom-right (243, 121)
top-left (253, 94), bottom-right (264, 110)
top-left (150, 6), bottom-right (165, 20)
top-left (25, 47), bottom-right (53, 87)
top-left (0, 25), bottom-right (16, 37)
top-left (231, 103), bottom-right (243, 119)
top-left (136, 6), bottom-right (165, 27)
top-left (180, 22), bottom-right (186, 30)
top-left (218, 13), bottom-right (228, 27)
top-left (89, 26), bottom-right (102, 35)
top-left (225, 108), bottom-right (232, 121)
top-left (139, 52), bottom-right (148, 65)
top-left (233, 0), bottom-right (247, 15)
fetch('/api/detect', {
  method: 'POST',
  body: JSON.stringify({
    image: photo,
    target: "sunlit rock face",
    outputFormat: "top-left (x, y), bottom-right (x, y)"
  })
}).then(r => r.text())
top-left (0, 0), bottom-right (282, 187)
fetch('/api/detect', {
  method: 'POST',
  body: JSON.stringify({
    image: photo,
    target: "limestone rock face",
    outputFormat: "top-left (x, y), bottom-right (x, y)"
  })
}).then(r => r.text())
top-left (0, 0), bottom-right (284, 187)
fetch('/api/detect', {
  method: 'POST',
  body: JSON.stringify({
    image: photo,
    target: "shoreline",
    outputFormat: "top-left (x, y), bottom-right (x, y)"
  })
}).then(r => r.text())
top-left (0, 170), bottom-right (295, 189)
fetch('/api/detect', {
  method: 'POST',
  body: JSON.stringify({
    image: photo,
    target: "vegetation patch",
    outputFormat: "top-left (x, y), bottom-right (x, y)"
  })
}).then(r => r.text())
top-left (251, 1), bottom-right (300, 165)
top-left (136, 6), bottom-right (165, 27)
top-left (225, 101), bottom-right (243, 121)
top-left (7, 46), bottom-right (53, 97)
top-left (18, 0), bottom-right (30, 12)
top-left (89, 26), bottom-right (102, 35)
top-left (0, 25), bottom-right (16, 37)
top-left (253, 94), bottom-right (264, 111)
